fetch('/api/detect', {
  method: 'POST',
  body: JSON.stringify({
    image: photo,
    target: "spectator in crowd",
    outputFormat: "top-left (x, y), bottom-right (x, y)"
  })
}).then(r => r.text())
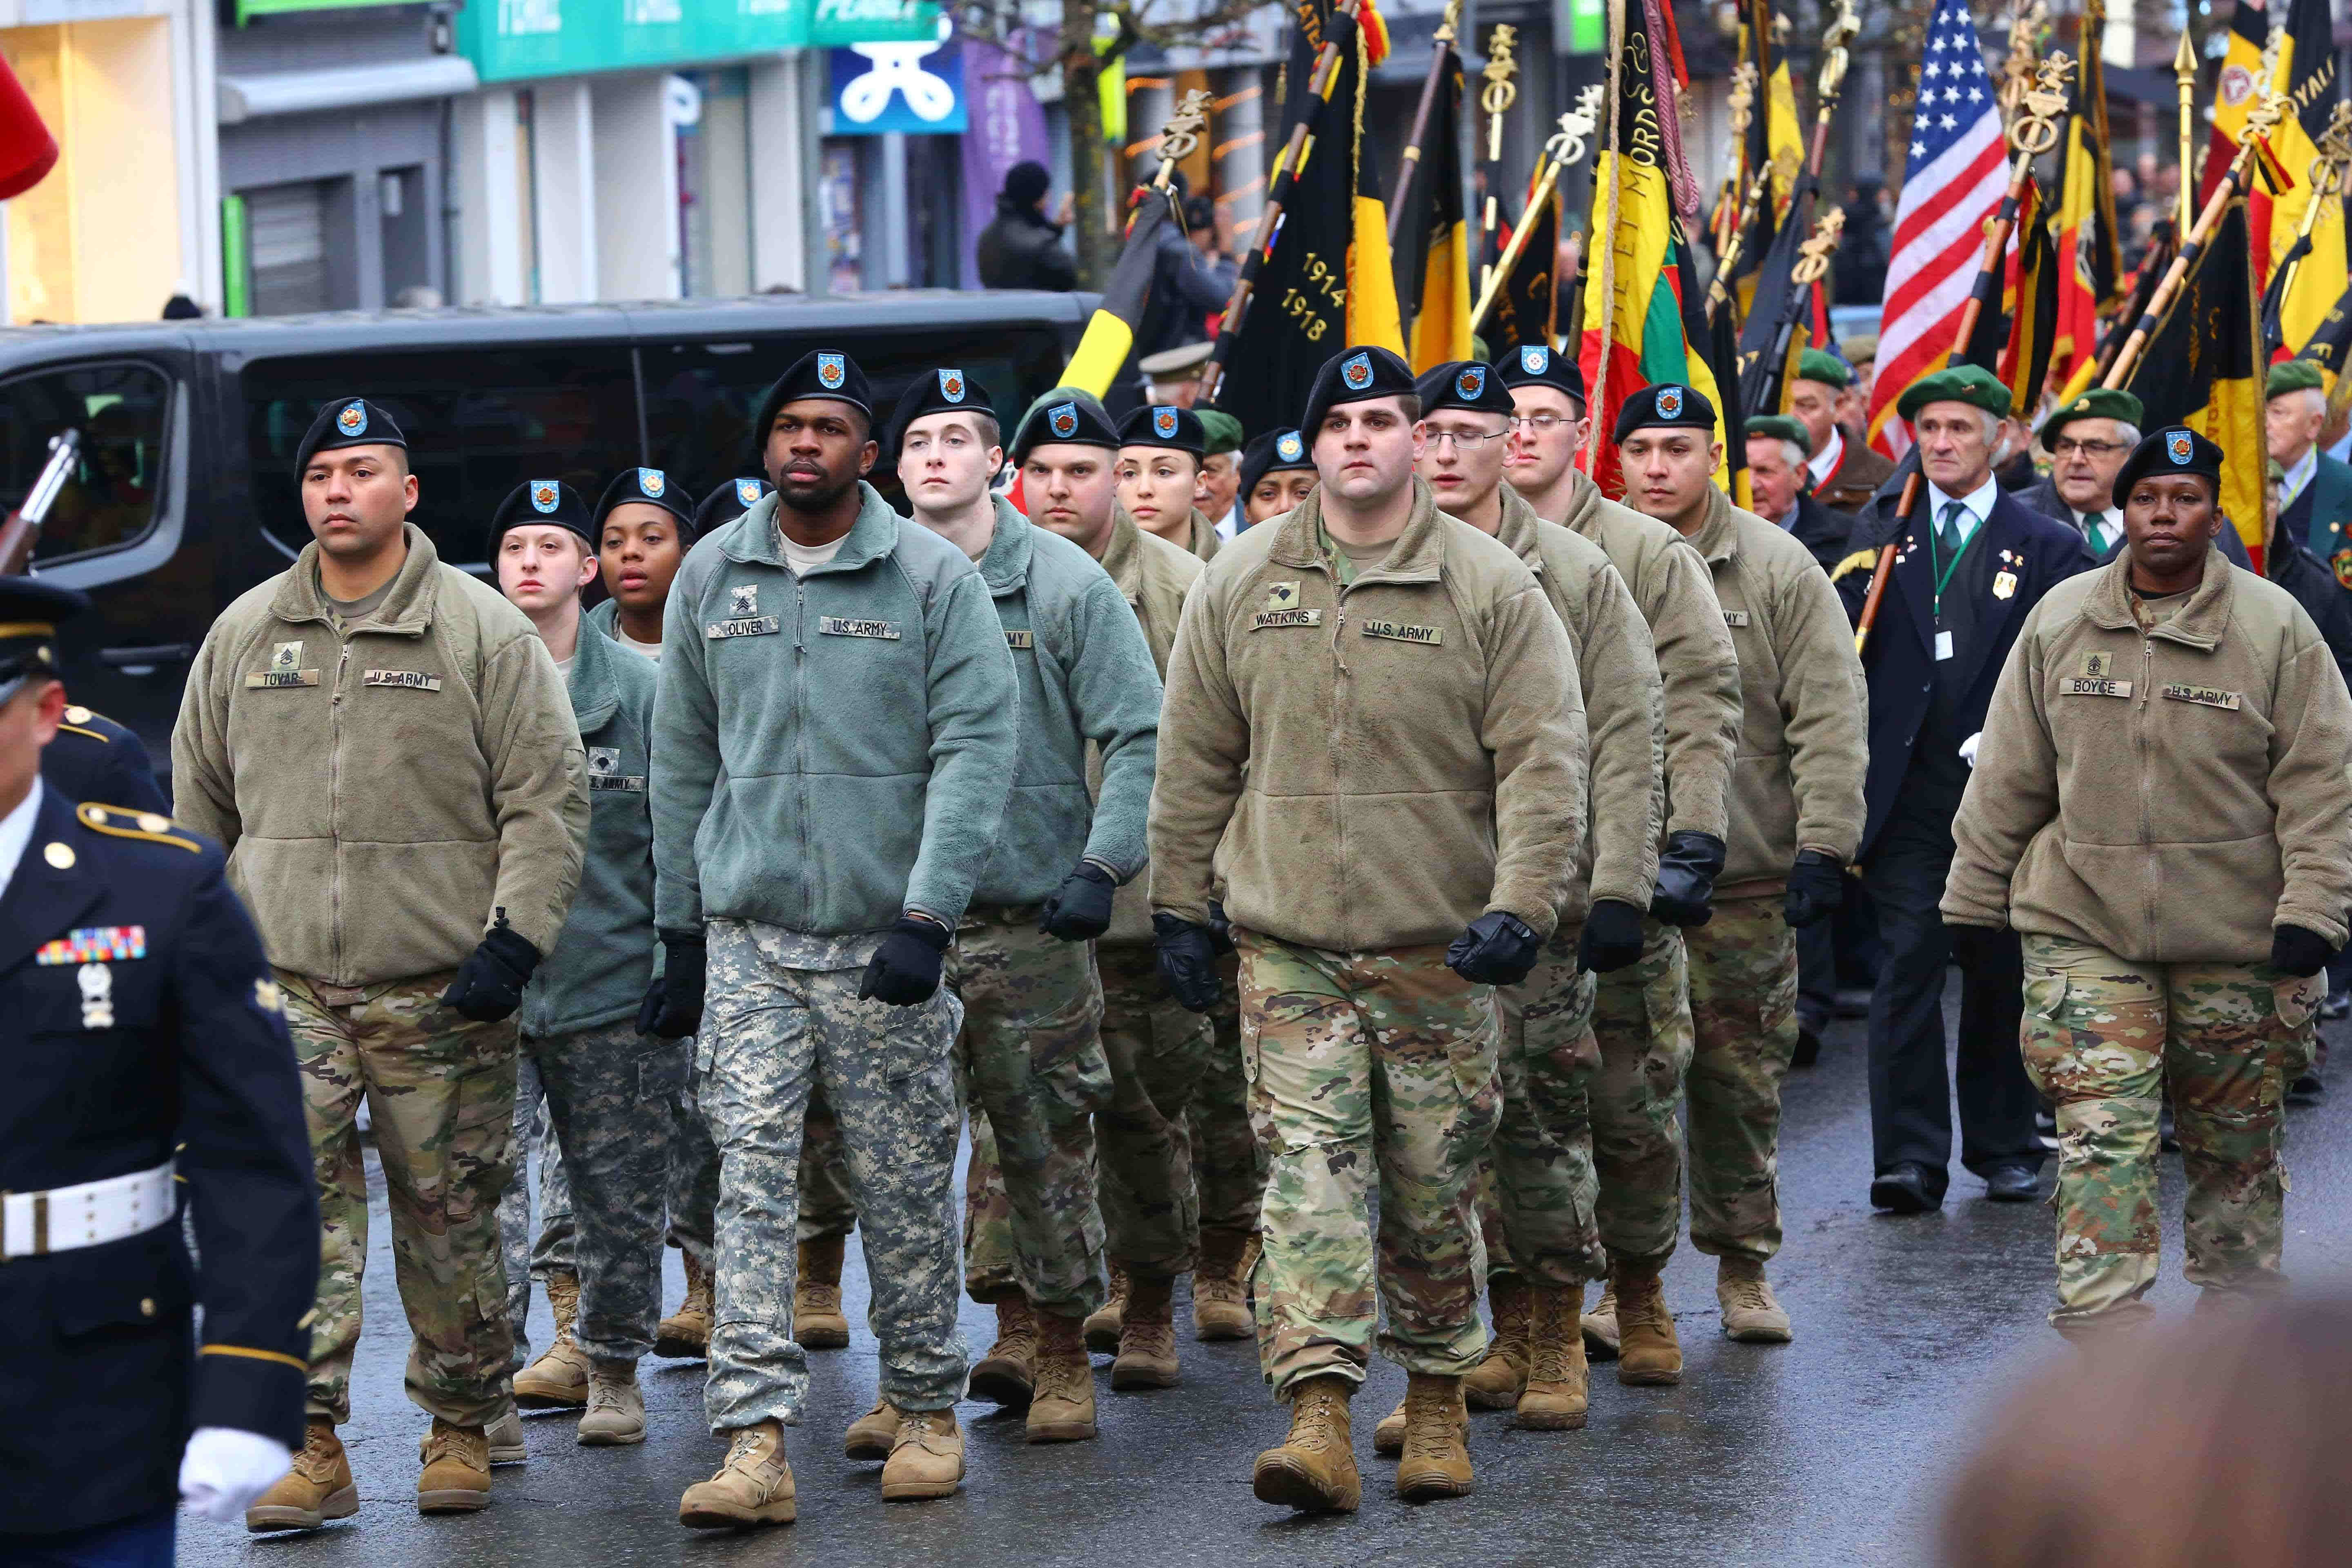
top-left (977, 161), bottom-right (1078, 292)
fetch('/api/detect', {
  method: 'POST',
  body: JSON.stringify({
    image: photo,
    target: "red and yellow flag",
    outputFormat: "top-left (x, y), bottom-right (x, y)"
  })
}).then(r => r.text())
top-left (2204, 0), bottom-right (2343, 355)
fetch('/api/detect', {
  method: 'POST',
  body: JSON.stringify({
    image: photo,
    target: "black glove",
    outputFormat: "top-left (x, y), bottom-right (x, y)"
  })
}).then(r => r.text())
top-left (1038, 862), bottom-right (1117, 940)
top-left (1783, 851), bottom-right (1846, 929)
top-left (636, 929), bottom-right (708, 1038)
top-left (1207, 900), bottom-right (1236, 957)
top-left (440, 915), bottom-right (541, 1023)
top-left (1945, 922), bottom-right (2009, 969)
top-left (1154, 912), bottom-right (1223, 1013)
top-left (2271, 924), bottom-right (2337, 978)
top-left (1649, 831), bottom-right (1726, 928)
top-left (1447, 910), bottom-right (1544, 987)
top-left (1576, 898), bottom-right (1647, 973)
top-left (858, 916), bottom-right (952, 1006)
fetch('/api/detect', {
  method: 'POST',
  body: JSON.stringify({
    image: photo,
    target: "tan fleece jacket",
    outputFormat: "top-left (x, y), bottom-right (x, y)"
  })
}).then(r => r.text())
top-left (173, 525), bottom-right (588, 985)
top-left (1492, 484), bottom-right (1665, 923)
top-left (1553, 468), bottom-right (1742, 846)
top-left (1683, 487), bottom-right (1869, 891)
top-left (1944, 550), bottom-right (2352, 963)
top-left (1150, 478), bottom-right (1588, 952)
top-left (1094, 505), bottom-right (1205, 946)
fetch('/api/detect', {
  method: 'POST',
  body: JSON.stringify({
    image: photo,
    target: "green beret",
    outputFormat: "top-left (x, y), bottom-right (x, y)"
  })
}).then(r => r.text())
top-left (1795, 349), bottom-right (1851, 389)
top-left (1745, 414), bottom-right (1810, 448)
top-left (2036, 387), bottom-right (2144, 441)
top-left (1196, 409), bottom-right (1244, 456)
top-left (2267, 359), bottom-right (2325, 399)
top-left (1895, 363), bottom-right (2010, 421)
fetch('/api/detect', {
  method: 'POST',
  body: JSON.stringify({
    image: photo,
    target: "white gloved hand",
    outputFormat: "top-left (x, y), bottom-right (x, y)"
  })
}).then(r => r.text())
top-left (179, 1427), bottom-right (293, 1523)
top-left (1960, 731), bottom-right (1981, 769)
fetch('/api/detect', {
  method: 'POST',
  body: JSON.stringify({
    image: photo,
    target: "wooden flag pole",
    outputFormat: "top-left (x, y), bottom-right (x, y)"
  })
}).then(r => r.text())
top-left (1469, 98), bottom-right (1596, 332)
top-left (1853, 55), bottom-right (2073, 655)
top-left (1387, 0), bottom-right (1462, 244)
top-left (2173, 33), bottom-right (2197, 235)
top-left (1704, 171), bottom-right (1773, 327)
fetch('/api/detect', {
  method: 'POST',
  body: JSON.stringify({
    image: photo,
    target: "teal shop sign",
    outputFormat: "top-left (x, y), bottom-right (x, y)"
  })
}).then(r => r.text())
top-left (458, 0), bottom-right (937, 84)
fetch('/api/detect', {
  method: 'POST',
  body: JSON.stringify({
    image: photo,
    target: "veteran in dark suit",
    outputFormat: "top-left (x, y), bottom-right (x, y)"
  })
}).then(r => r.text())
top-left (2270, 360), bottom-right (2352, 583)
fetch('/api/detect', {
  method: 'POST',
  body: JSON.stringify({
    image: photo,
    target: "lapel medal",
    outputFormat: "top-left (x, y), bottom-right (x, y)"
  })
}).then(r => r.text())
top-left (1992, 569), bottom-right (2018, 600)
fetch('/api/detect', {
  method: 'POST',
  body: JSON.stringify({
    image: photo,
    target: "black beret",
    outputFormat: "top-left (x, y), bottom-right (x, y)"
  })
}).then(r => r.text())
top-left (1009, 388), bottom-right (1121, 463)
top-left (1413, 360), bottom-right (1517, 419)
top-left (488, 479), bottom-right (594, 555)
top-left (2111, 425), bottom-right (2225, 510)
top-left (596, 466), bottom-right (695, 535)
top-left (1300, 345), bottom-right (1416, 438)
top-left (1495, 343), bottom-right (1587, 406)
top-left (1613, 382), bottom-right (1716, 444)
top-left (1240, 427), bottom-right (1316, 497)
top-left (1118, 404), bottom-right (1207, 459)
top-left (887, 365), bottom-right (1000, 457)
top-left (694, 476), bottom-right (772, 538)
top-left (0, 573), bottom-right (87, 703)
top-left (296, 396), bottom-right (408, 475)
top-left (751, 350), bottom-right (875, 451)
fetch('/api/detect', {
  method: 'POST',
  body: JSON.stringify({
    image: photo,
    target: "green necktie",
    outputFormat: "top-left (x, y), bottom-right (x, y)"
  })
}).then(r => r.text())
top-left (1938, 500), bottom-right (1969, 555)
top-left (2085, 512), bottom-right (2111, 554)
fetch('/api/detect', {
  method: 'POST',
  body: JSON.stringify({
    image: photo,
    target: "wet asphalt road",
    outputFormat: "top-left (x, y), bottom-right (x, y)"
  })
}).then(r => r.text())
top-left (180, 993), bottom-right (2352, 1568)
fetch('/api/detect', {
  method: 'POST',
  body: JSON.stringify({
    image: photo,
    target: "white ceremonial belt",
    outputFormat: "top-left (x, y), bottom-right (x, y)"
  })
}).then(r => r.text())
top-left (2, 1160), bottom-right (175, 1260)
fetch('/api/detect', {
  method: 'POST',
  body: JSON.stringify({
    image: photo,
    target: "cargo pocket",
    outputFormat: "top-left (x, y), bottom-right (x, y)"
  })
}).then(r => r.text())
top-left (2018, 968), bottom-right (2070, 1097)
top-left (2271, 973), bottom-right (2323, 1032)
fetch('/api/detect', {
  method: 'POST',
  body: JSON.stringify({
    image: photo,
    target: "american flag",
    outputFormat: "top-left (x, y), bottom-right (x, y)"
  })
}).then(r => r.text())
top-left (1866, 0), bottom-right (2006, 457)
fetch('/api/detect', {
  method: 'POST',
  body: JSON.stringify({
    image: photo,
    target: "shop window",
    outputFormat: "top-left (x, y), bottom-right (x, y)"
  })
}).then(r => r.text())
top-left (0, 361), bottom-right (173, 565)
top-left (243, 180), bottom-right (351, 317)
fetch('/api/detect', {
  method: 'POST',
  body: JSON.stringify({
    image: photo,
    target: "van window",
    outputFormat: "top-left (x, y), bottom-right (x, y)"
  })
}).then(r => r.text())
top-left (0, 362), bottom-right (172, 565)
top-left (241, 345), bottom-right (640, 566)
top-left (639, 330), bottom-right (1066, 510)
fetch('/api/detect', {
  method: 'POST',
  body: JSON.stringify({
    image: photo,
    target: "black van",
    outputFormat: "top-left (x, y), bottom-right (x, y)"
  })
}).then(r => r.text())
top-left (6, 289), bottom-right (1091, 769)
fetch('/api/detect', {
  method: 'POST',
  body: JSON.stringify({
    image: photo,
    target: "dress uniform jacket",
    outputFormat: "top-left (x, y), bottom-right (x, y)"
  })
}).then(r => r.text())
top-left (0, 791), bottom-right (316, 1537)
top-left (40, 703), bottom-right (168, 815)
top-left (2289, 448), bottom-right (2352, 577)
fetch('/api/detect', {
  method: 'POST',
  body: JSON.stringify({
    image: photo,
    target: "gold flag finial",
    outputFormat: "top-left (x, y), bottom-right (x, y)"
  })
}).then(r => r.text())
top-left (1728, 62), bottom-right (1758, 138)
top-left (1818, 0), bottom-right (1861, 100)
top-left (1481, 24), bottom-right (1521, 166)
top-left (1791, 208), bottom-right (1848, 287)
top-left (2008, 52), bottom-right (2074, 157)
top-left (1155, 89), bottom-right (1212, 170)
top-left (1546, 88), bottom-right (1603, 173)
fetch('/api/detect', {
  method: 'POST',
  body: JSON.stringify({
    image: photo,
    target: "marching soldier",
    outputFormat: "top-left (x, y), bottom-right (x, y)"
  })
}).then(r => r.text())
top-left (1617, 385), bottom-right (1868, 1344)
top-left (1240, 427), bottom-right (1319, 526)
top-left (1944, 427), bottom-right (2352, 1340)
top-left (1498, 344), bottom-right (1742, 1375)
top-left (1152, 344), bottom-right (1587, 1512)
top-left (173, 397), bottom-right (588, 1528)
top-left (1790, 349), bottom-right (1896, 515)
top-left (1116, 403), bottom-right (1223, 559)
top-left (643, 350), bottom-right (1019, 1526)
top-left (2, 579), bottom-right (318, 1559)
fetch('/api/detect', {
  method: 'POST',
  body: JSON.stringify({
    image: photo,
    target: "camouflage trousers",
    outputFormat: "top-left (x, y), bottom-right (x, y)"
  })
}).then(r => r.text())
top-left (798, 909), bottom-right (1111, 1315)
top-left (1094, 942), bottom-right (1215, 1277)
top-left (702, 920), bottom-right (968, 1428)
top-left (667, 1049), bottom-right (718, 1269)
top-left (1192, 950), bottom-right (1267, 1244)
top-left (2018, 935), bottom-right (2320, 1336)
top-left (1589, 917), bottom-right (1695, 1265)
top-left (1477, 921), bottom-right (1606, 1288)
top-left (500, 1060), bottom-right (571, 1368)
top-left (1684, 895), bottom-right (1799, 1262)
top-left (496, 1021), bottom-right (683, 1367)
top-left (281, 968), bottom-right (517, 1428)
top-left (1240, 931), bottom-right (1502, 1397)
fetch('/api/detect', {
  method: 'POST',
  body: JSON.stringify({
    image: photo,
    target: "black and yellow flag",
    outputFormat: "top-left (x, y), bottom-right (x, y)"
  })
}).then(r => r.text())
top-left (1063, 187), bottom-right (1181, 398)
top-left (1395, 45), bottom-right (1473, 369)
top-left (2123, 199), bottom-right (2268, 564)
top-left (1482, 174), bottom-right (1559, 354)
top-left (2203, 0), bottom-right (2342, 354)
top-left (1734, 197), bottom-right (1816, 417)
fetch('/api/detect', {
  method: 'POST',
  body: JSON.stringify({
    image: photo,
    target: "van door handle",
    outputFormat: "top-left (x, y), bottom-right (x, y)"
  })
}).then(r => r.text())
top-left (99, 642), bottom-right (196, 671)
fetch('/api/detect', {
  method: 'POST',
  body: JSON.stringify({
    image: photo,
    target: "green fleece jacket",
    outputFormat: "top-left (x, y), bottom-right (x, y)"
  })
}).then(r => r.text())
top-left (521, 618), bottom-right (658, 1036)
top-left (1944, 550), bottom-right (2352, 964)
top-left (1095, 506), bottom-right (1205, 946)
top-left (651, 483), bottom-right (1019, 934)
top-left (172, 525), bottom-right (588, 986)
top-left (965, 495), bottom-right (1163, 908)
top-left (1151, 479), bottom-right (1587, 951)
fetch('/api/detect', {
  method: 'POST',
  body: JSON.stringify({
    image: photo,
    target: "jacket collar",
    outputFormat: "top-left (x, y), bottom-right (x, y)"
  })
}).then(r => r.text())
top-left (1493, 483), bottom-right (1545, 573)
top-left (1266, 477), bottom-right (1446, 584)
top-left (0, 786), bottom-right (102, 973)
top-left (1686, 485), bottom-right (1742, 565)
top-left (2081, 539), bottom-right (2235, 649)
top-left (1186, 509), bottom-right (1219, 558)
top-left (974, 494), bottom-right (1035, 597)
top-left (270, 523), bottom-right (444, 635)
top-left (1561, 467), bottom-right (1606, 535)
top-left (719, 482), bottom-right (901, 575)
top-left (1096, 504), bottom-right (1149, 600)
top-left (565, 610), bottom-right (621, 733)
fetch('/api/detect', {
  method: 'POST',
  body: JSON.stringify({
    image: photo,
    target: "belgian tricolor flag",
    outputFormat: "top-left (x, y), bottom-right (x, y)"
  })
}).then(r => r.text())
top-left (1395, 45), bottom-right (1473, 369)
top-left (1062, 185), bottom-right (1184, 399)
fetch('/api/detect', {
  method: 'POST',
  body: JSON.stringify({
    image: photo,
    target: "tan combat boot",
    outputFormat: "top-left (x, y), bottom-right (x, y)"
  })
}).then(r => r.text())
top-left (655, 1251), bottom-right (714, 1359)
top-left (1111, 1273), bottom-right (1181, 1390)
top-left (416, 1419), bottom-right (492, 1514)
top-left (880, 1408), bottom-right (965, 1501)
top-left (1516, 1284), bottom-right (1590, 1430)
top-left (1025, 1308), bottom-right (1099, 1443)
top-left (1082, 1264), bottom-right (1129, 1353)
top-left (1191, 1230), bottom-right (1254, 1341)
top-left (967, 1296), bottom-right (1037, 1407)
top-left (679, 1421), bottom-right (795, 1528)
top-left (1584, 1279), bottom-right (1621, 1361)
top-left (578, 1360), bottom-right (646, 1446)
top-left (843, 1395), bottom-right (902, 1461)
top-left (430, 1405), bottom-right (523, 1466)
top-left (1393, 1373), bottom-right (1475, 1502)
top-left (1716, 1256), bottom-right (1793, 1343)
top-left (1251, 1375), bottom-right (1361, 1513)
top-left (795, 1234), bottom-right (851, 1350)
top-left (1612, 1258), bottom-right (1683, 1386)
top-left (1462, 1276), bottom-right (1533, 1410)
top-left (246, 1417), bottom-right (356, 1533)
top-left (513, 1272), bottom-right (592, 1408)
